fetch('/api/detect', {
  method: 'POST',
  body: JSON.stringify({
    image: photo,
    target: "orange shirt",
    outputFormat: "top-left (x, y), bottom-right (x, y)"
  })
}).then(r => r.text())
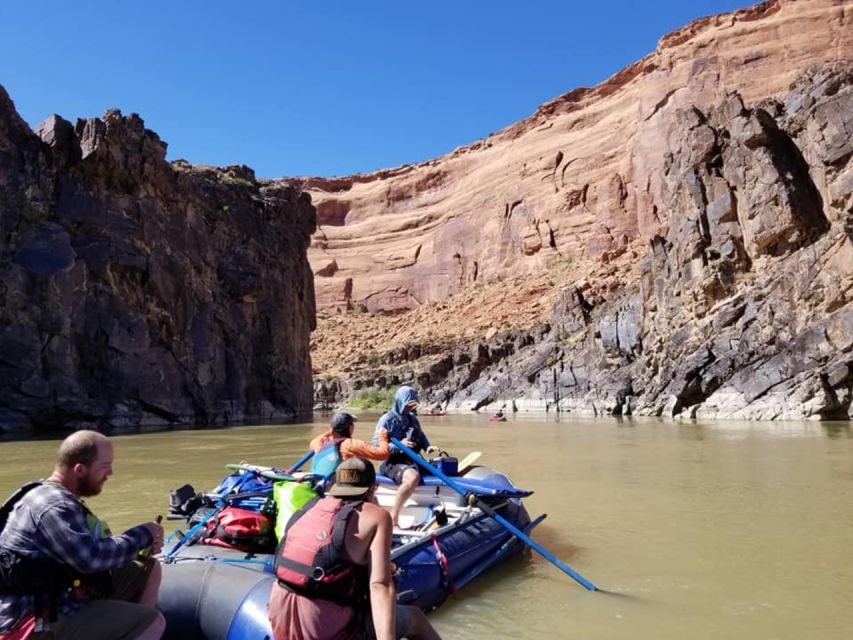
top-left (309, 429), bottom-right (389, 462)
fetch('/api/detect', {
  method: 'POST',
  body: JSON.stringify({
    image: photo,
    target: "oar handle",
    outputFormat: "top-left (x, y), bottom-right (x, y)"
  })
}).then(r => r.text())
top-left (390, 438), bottom-right (598, 592)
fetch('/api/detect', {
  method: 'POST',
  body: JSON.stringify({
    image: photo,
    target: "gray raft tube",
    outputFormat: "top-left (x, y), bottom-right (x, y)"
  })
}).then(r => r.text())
top-left (157, 560), bottom-right (274, 640)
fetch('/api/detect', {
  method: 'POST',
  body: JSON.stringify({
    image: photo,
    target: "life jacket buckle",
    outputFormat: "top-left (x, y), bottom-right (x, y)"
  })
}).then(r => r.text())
top-left (312, 566), bottom-right (326, 580)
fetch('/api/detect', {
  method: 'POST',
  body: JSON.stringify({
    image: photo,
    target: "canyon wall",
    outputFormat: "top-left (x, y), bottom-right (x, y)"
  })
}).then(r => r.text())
top-left (298, 0), bottom-right (850, 316)
top-left (309, 0), bottom-right (853, 420)
top-left (0, 90), bottom-right (317, 432)
top-left (422, 66), bottom-right (853, 420)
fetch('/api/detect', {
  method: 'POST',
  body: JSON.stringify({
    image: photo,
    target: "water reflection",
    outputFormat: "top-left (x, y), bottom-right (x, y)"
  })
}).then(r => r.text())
top-left (823, 421), bottom-right (853, 438)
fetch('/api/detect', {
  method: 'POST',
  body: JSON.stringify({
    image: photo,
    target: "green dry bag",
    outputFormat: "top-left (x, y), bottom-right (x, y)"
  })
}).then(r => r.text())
top-left (273, 480), bottom-right (318, 540)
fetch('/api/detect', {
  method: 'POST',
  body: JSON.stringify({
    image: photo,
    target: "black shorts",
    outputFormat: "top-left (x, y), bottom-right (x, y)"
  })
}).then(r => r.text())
top-left (361, 603), bottom-right (415, 639)
top-left (380, 461), bottom-right (418, 484)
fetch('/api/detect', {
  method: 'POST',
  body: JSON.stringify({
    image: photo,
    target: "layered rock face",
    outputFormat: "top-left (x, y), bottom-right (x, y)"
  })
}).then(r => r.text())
top-left (429, 66), bottom-right (853, 420)
top-left (300, 0), bottom-right (851, 316)
top-left (319, 65), bottom-right (853, 420)
top-left (309, 0), bottom-right (853, 420)
top-left (0, 91), bottom-right (316, 432)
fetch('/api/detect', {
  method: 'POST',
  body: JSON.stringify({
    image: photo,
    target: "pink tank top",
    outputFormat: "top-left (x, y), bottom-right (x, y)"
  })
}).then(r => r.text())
top-left (268, 581), bottom-right (361, 640)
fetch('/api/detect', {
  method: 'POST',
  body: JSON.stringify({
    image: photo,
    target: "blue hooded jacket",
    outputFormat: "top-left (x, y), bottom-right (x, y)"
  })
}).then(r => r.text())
top-left (373, 386), bottom-right (430, 456)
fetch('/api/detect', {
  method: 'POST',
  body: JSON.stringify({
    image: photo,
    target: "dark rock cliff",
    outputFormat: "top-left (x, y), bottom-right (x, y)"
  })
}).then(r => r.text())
top-left (0, 88), bottom-right (316, 433)
top-left (318, 64), bottom-right (853, 421)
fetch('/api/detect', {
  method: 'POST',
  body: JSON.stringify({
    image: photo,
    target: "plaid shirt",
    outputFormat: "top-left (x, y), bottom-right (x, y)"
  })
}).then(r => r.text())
top-left (0, 482), bottom-right (152, 632)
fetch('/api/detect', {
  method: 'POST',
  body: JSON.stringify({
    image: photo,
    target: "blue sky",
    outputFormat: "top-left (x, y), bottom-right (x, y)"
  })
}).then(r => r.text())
top-left (1, 1), bottom-right (748, 178)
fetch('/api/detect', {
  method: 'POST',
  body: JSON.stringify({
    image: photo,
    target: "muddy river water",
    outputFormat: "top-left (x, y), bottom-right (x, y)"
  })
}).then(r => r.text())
top-left (2, 414), bottom-right (851, 639)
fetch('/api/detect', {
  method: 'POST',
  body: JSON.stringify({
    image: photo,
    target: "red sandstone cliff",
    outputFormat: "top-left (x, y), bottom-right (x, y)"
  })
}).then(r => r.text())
top-left (294, 0), bottom-right (850, 315)
top-left (307, 0), bottom-right (853, 421)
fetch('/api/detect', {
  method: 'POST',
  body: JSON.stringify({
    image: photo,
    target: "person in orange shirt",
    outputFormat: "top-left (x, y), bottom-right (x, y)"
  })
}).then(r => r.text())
top-left (309, 412), bottom-right (389, 479)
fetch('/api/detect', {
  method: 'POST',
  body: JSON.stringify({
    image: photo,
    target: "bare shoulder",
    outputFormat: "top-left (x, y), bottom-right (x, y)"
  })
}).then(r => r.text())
top-left (360, 501), bottom-right (392, 524)
top-left (346, 501), bottom-right (392, 562)
top-left (348, 501), bottom-right (388, 527)
top-left (353, 502), bottom-right (390, 539)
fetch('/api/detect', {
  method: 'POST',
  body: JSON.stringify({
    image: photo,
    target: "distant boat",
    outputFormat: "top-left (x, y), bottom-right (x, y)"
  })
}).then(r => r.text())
top-left (421, 410), bottom-right (447, 416)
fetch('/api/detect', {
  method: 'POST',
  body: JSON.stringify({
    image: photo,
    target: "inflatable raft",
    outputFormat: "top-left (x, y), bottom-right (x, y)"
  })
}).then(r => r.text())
top-left (156, 464), bottom-right (540, 640)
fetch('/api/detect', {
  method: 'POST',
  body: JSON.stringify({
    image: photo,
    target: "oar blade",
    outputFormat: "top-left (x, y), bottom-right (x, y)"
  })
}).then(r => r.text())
top-left (457, 451), bottom-right (482, 475)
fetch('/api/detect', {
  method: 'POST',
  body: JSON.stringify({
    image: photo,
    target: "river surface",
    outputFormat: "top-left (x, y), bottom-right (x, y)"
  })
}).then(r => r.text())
top-left (2, 414), bottom-right (852, 639)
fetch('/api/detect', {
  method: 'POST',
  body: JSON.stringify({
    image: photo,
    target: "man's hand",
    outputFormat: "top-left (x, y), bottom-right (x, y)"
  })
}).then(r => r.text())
top-left (401, 438), bottom-right (415, 449)
top-left (425, 446), bottom-right (441, 457)
top-left (144, 522), bottom-right (165, 554)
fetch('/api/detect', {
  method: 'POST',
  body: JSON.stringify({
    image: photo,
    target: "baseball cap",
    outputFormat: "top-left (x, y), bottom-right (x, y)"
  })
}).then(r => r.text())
top-left (327, 457), bottom-right (376, 498)
top-left (330, 411), bottom-right (358, 433)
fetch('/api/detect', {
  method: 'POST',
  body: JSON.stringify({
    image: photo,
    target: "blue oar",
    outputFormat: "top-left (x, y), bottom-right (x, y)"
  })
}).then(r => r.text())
top-left (287, 450), bottom-right (315, 473)
top-left (455, 513), bottom-right (547, 589)
top-left (390, 438), bottom-right (598, 592)
top-left (164, 502), bottom-right (223, 561)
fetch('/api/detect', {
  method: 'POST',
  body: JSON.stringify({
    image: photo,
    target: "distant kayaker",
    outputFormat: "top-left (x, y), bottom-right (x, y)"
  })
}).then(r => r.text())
top-left (309, 411), bottom-right (390, 478)
top-left (373, 386), bottom-right (440, 527)
top-left (269, 457), bottom-right (441, 640)
top-left (0, 430), bottom-right (166, 640)
top-left (493, 410), bottom-right (505, 420)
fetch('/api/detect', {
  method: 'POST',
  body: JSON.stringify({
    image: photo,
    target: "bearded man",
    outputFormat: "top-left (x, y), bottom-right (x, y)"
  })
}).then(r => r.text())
top-left (0, 430), bottom-right (166, 640)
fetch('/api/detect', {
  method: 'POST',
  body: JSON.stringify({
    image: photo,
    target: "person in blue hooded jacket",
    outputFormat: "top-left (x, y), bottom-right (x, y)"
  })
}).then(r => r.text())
top-left (373, 386), bottom-right (439, 527)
